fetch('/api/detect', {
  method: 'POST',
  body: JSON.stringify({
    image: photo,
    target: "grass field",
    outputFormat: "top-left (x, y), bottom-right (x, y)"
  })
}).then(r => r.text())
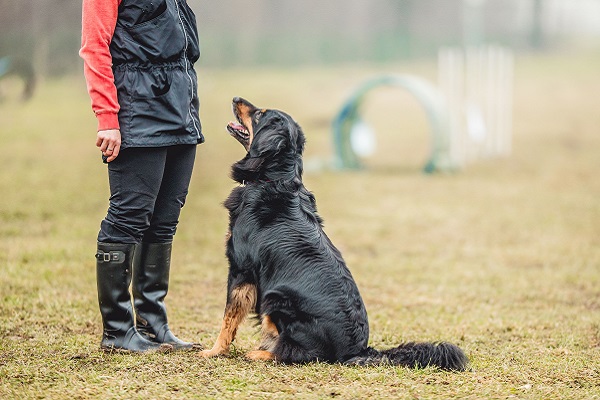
top-left (1, 52), bottom-right (599, 399)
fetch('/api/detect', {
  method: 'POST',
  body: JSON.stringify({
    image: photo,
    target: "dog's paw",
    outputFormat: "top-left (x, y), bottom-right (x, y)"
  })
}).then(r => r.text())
top-left (245, 350), bottom-right (276, 361)
top-left (198, 348), bottom-right (228, 358)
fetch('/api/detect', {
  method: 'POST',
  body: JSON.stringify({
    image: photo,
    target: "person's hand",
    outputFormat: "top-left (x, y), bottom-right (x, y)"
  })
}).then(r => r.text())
top-left (96, 129), bottom-right (121, 162)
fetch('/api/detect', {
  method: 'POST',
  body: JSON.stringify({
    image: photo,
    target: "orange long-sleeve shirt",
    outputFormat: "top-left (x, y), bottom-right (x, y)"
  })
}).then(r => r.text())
top-left (79, 0), bottom-right (122, 132)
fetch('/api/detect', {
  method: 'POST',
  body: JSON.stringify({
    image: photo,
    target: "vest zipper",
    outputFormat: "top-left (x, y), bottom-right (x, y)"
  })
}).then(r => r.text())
top-left (174, 0), bottom-right (200, 138)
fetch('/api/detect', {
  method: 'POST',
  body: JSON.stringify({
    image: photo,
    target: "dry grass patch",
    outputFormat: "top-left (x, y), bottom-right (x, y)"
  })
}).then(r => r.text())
top-left (1, 53), bottom-right (599, 399)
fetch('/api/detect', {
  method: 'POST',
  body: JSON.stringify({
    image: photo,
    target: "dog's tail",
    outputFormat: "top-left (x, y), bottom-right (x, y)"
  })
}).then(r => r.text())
top-left (344, 342), bottom-right (468, 371)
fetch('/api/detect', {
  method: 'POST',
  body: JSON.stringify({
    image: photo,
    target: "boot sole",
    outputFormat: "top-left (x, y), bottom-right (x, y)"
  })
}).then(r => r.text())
top-left (100, 343), bottom-right (173, 353)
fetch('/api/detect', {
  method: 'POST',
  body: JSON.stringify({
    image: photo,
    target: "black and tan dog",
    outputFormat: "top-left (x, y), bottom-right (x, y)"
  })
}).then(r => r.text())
top-left (199, 97), bottom-right (468, 370)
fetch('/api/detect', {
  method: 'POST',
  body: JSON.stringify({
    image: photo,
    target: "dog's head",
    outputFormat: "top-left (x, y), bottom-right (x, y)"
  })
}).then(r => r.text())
top-left (227, 97), bottom-right (305, 184)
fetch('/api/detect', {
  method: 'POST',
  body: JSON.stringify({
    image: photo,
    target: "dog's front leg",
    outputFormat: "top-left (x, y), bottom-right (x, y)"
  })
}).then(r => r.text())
top-left (199, 283), bottom-right (257, 358)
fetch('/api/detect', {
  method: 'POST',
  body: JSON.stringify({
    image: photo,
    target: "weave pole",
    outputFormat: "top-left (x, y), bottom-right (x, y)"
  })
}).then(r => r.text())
top-left (438, 45), bottom-right (514, 167)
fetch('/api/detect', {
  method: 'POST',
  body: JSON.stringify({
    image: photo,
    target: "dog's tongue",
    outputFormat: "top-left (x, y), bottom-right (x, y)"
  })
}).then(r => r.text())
top-left (228, 121), bottom-right (247, 132)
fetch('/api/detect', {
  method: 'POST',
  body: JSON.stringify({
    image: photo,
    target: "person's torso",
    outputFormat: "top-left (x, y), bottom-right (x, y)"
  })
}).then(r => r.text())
top-left (110, 0), bottom-right (199, 66)
top-left (109, 0), bottom-right (203, 148)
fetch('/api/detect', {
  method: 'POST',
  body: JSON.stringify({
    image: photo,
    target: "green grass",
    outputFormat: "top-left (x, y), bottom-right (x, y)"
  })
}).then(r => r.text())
top-left (1, 53), bottom-right (599, 399)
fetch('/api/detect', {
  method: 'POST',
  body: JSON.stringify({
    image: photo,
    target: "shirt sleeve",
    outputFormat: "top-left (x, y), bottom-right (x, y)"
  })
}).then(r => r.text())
top-left (79, 0), bottom-right (122, 132)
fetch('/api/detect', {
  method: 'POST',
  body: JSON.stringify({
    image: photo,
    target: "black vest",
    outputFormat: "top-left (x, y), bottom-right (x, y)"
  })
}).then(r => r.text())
top-left (110, 0), bottom-right (203, 148)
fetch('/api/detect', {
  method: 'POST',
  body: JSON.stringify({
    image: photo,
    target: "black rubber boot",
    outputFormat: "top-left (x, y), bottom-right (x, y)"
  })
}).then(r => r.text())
top-left (132, 242), bottom-right (200, 351)
top-left (96, 242), bottom-right (171, 353)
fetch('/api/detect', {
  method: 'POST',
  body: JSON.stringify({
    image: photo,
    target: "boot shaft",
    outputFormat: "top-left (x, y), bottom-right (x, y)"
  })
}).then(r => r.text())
top-left (131, 242), bottom-right (199, 350)
top-left (132, 242), bottom-right (172, 338)
top-left (96, 242), bottom-right (137, 337)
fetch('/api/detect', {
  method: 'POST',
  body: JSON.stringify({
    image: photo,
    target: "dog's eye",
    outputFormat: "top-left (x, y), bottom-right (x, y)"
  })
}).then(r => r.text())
top-left (254, 111), bottom-right (263, 124)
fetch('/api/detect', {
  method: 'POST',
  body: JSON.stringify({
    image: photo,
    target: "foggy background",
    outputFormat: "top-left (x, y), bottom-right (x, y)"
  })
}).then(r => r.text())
top-left (1, 2), bottom-right (600, 396)
top-left (1, 0), bottom-right (600, 77)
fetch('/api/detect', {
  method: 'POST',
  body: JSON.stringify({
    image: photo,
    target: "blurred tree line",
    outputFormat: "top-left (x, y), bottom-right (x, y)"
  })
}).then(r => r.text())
top-left (198, 0), bottom-right (535, 66)
top-left (0, 0), bottom-right (81, 77)
top-left (0, 0), bottom-right (587, 79)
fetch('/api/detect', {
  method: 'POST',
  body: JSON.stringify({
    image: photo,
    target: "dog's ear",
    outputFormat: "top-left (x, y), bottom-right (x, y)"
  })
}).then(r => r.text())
top-left (250, 125), bottom-right (288, 159)
top-left (292, 122), bottom-right (305, 155)
top-left (230, 125), bottom-right (286, 182)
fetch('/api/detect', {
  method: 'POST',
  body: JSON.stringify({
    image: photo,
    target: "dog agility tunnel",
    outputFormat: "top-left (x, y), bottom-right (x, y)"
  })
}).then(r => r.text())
top-left (332, 75), bottom-right (456, 173)
top-left (0, 58), bottom-right (10, 78)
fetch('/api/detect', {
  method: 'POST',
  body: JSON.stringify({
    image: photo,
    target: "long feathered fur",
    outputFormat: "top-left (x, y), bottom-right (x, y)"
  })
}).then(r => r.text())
top-left (345, 342), bottom-right (469, 370)
top-left (207, 98), bottom-right (468, 371)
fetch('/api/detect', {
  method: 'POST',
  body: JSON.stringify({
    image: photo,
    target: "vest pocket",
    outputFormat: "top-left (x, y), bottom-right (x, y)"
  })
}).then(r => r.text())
top-left (125, 4), bottom-right (185, 62)
top-left (125, 69), bottom-right (190, 138)
top-left (137, 1), bottom-right (168, 25)
top-left (117, 0), bottom-right (168, 26)
top-left (127, 68), bottom-right (172, 100)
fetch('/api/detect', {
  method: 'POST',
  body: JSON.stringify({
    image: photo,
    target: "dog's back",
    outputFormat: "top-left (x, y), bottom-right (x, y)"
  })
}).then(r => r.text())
top-left (225, 180), bottom-right (370, 363)
top-left (201, 97), bottom-right (468, 371)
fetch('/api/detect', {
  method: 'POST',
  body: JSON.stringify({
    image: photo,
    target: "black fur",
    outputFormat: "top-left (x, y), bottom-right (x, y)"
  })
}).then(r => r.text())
top-left (223, 98), bottom-right (468, 370)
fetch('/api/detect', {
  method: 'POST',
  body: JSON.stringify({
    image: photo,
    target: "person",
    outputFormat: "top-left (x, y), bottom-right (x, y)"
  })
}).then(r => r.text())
top-left (79, 0), bottom-right (203, 352)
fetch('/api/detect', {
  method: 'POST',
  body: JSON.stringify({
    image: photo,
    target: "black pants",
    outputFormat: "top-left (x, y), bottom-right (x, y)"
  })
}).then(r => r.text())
top-left (98, 145), bottom-right (196, 244)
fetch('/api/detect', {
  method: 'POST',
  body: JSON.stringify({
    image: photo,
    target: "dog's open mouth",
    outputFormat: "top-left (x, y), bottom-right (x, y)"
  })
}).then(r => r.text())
top-left (227, 97), bottom-right (257, 150)
top-left (227, 121), bottom-right (250, 142)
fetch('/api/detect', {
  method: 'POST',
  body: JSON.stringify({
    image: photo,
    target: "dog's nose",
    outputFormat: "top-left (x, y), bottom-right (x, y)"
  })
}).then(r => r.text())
top-left (232, 97), bottom-right (241, 104)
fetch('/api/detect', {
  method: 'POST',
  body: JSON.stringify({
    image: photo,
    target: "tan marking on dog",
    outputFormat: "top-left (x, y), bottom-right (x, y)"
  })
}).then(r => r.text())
top-left (199, 283), bottom-right (257, 358)
top-left (235, 103), bottom-right (255, 149)
top-left (245, 350), bottom-right (276, 361)
top-left (258, 314), bottom-right (279, 352)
